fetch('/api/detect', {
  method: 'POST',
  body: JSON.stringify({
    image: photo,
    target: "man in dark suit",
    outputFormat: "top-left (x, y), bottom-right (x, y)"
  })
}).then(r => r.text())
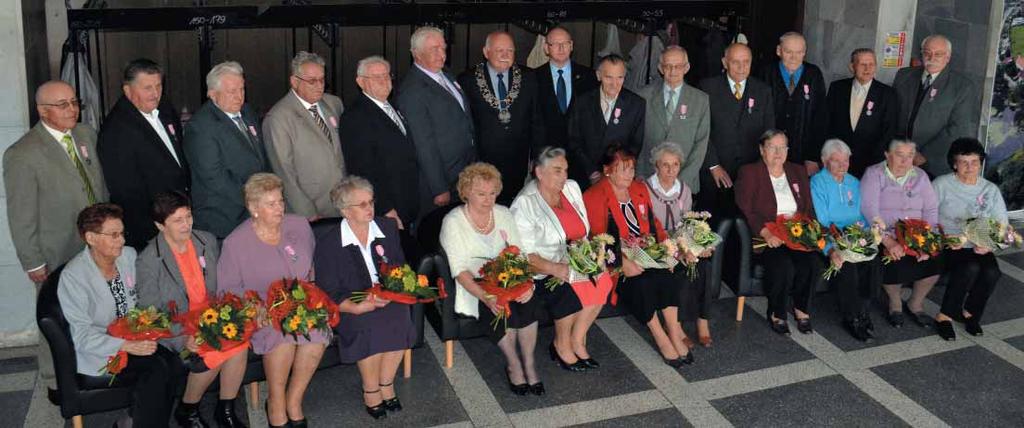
top-left (533, 27), bottom-right (599, 151)
top-left (184, 61), bottom-right (269, 239)
top-left (825, 48), bottom-right (898, 177)
top-left (567, 54), bottom-right (645, 188)
top-left (396, 26), bottom-right (475, 216)
top-left (340, 56), bottom-right (419, 231)
top-left (98, 58), bottom-right (190, 249)
top-left (458, 31), bottom-right (544, 205)
top-left (697, 43), bottom-right (775, 216)
top-left (893, 34), bottom-right (975, 177)
top-left (758, 32), bottom-right (828, 176)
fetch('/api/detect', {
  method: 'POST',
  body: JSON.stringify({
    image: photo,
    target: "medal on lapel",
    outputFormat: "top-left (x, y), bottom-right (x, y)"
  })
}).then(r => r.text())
top-left (803, 84), bottom-right (810, 100)
top-left (747, 98), bottom-right (755, 114)
top-left (866, 101), bottom-right (874, 117)
top-left (679, 104), bottom-right (688, 120)
top-left (928, 88), bottom-right (937, 102)
top-left (613, 107), bottom-right (622, 125)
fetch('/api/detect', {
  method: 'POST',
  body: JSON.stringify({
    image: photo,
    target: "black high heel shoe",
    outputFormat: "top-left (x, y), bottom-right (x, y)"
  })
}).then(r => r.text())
top-left (548, 343), bottom-right (587, 372)
top-left (265, 400), bottom-right (287, 428)
top-left (528, 382), bottom-right (545, 396)
top-left (363, 389), bottom-right (388, 419)
top-left (214, 398), bottom-right (245, 428)
top-left (380, 381), bottom-right (403, 412)
top-left (505, 370), bottom-right (528, 395)
top-left (575, 354), bottom-right (600, 369)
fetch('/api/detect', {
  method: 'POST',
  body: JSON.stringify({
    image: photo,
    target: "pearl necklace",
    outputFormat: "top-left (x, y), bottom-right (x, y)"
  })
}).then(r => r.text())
top-left (465, 206), bottom-right (494, 234)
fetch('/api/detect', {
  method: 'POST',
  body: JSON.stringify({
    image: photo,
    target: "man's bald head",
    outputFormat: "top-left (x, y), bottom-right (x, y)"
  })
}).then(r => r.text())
top-left (35, 81), bottom-right (79, 132)
top-left (544, 26), bottom-right (574, 66)
top-left (483, 31), bottom-right (515, 73)
top-left (723, 43), bottom-right (752, 83)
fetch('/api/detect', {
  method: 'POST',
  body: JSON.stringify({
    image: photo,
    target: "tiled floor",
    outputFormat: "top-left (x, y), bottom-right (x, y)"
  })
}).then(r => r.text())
top-left (4, 252), bottom-right (1024, 427)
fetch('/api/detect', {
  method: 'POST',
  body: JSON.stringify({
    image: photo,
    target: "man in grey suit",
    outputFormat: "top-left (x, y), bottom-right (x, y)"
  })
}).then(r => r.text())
top-left (185, 61), bottom-right (269, 239)
top-left (893, 34), bottom-right (975, 177)
top-left (636, 46), bottom-right (710, 194)
top-left (264, 51), bottom-right (346, 220)
top-left (396, 26), bottom-right (475, 215)
top-left (3, 80), bottom-right (108, 386)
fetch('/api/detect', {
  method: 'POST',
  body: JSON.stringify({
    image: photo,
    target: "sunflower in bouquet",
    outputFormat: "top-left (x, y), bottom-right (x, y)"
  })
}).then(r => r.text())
top-left (477, 245), bottom-right (534, 329)
top-left (177, 291), bottom-right (262, 356)
top-left (882, 218), bottom-right (945, 263)
top-left (821, 219), bottom-right (884, 280)
top-left (755, 213), bottom-right (826, 252)
top-left (102, 305), bottom-right (174, 383)
top-left (672, 211), bottom-right (722, 279)
top-left (958, 217), bottom-right (1024, 250)
top-left (545, 233), bottom-right (617, 291)
top-left (351, 262), bottom-right (446, 304)
top-left (266, 278), bottom-right (341, 340)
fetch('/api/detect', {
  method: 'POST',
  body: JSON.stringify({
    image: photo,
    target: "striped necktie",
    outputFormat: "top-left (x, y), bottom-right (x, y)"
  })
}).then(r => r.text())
top-left (308, 105), bottom-right (332, 142)
top-left (62, 134), bottom-right (96, 204)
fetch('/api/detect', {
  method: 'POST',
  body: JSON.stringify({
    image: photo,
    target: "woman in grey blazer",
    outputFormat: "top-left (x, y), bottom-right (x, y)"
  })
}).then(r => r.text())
top-left (136, 191), bottom-right (247, 428)
top-left (58, 204), bottom-right (182, 428)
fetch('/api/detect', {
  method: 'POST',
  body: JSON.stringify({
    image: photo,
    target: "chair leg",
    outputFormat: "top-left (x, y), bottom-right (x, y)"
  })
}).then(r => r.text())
top-left (735, 296), bottom-right (746, 322)
top-left (403, 349), bottom-right (412, 378)
top-left (445, 340), bottom-right (453, 368)
top-left (72, 415), bottom-right (83, 428)
top-left (247, 382), bottom-right (260, 410)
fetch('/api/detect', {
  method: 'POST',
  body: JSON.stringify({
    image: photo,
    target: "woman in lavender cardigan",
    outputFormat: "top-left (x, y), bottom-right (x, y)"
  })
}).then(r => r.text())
top-left (860, 139), bottom-right (940, 329)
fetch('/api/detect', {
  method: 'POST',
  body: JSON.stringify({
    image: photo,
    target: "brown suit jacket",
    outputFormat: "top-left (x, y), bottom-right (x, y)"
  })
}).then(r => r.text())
top-left (734, 160), bottom-right (814, 236)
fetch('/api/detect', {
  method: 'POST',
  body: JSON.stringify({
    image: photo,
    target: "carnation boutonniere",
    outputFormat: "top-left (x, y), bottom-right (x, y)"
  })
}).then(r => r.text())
top-left (166, 124), bottom-right (176, 137)
top-left (803, 84), bottom-right (810, 100)
top-left (125, 274), bottom-right (135, 290)
top-left (328, 116), bottom-right (338, 128)
top-left (976, 194), bottom-right (987, 210)
top-left (903, 182), bottom-right (914, 198)
top-left (613, 107), bottom-right (622, 125)
top-left (791, 182), bottom-right (800, 196)
top-left (284, 245), bottom-right (298, 263)
top-left (679, 104), bottom-right (688, 120)
top-left (866, 100), bottom-right (874, 116)
top-left (638, 203), bottom-right (647, 217)
top-left (747, 97), bottom-right (755, 114)
top-left (248, 125), bottom-right (258, 137)
top-left (198, 255), bottom-right (207, 269)
top-left (78, 144), bottom-right (91, 164)
top-left (375, 244), bottom-right (388, 264)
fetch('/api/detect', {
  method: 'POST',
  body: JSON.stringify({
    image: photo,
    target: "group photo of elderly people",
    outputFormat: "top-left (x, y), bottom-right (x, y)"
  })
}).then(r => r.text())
top-left (20, 23), bottom-right (1018, 427)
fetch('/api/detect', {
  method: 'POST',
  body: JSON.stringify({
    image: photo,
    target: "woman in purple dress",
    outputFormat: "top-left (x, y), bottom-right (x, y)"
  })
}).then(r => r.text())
top-left (314, 176), bottom-right (415, 419)
top-left (218, 173), bottom-right (325, 428)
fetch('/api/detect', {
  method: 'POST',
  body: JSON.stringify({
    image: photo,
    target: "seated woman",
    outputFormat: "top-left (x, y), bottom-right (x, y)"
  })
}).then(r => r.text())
top-left (584, 145), bottom-right (693, 366)
top-left (511, 147), bottom-right (603, 372)
top-left (136, 191), bottom-right (247, 427)
top-left (810, 140), bottom-right (881, 342)
top-left (218, 173), bottom-right (324, 428)
top-left (645, 141), bottom-right (716, 348)
top-left (861, 139), bottom-right (940, 328)
top-left (58, 203), bottom-right (182, 428)
top-left (440, 163), bottom-right (541, 396)
top-left (932, 137), bottom-right (1008, 341)
top-left (314, 176), bottom-right (416, 419)
top-left (735, 129), bottom-right (823, 335)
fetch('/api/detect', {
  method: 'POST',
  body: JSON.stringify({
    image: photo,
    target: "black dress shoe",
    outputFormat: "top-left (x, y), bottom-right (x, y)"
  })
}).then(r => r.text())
top-left (903, 301), bottom-right (933, 327)
top-left (935, 320), bottom-right (956, 341)
top-left (214, 398), bottom-right (246, 428)
top-left (505, 370), bottom-right (528, 396)
top-left (379, 382), bottom-right (403, 411)
top-left (578, 357), bottom-right (600, 369)
top-left (795, 318), bottom-right (813, 334)
top-left (549, 343), bottom-right (587, 372)
top-left (288, 419), bottom-right (308, 428)
top-left (844, 317), bottom-right (872, 342)
top-left (528, 382), bottom-right (546, 396)
top-left (664, 357), bottom-right (684, 368)
top-left (864, 314), bottom-right (876, 337)
top-left (174, 400), bottom-right (209, 428)
top-left (886, 311), bottom-right (904, 328)
top-left (679, 351), bottom-right (695, 365)
top-left (769, 318), bottom-right (791, 335)
top-left (964, 317), bottom-right (984, 336)
top-left (363, 390), bottom-right (387, 420)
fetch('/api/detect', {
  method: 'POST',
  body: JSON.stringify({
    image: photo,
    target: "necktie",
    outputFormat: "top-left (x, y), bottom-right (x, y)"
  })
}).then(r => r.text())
top-left (733, 82), bottom-right (742, 100)
top-left (922, 73), bottom-right (933, 90)
top-left (787, 74), bottom-right (796, 94)
top-left (850, 87), bottom-right (866, 130)
top-left (440, 76), bottom-right (465, 111)
top-left (62, 135), bottom-right (96, 204)
top-left (601, 98), bottom-right (612, 123)
top-left (231, 116), bottom-right (257, 147)
top-left (308, 105), bottom-right (333, 143)
top-left (382, 102), bottom-right (406, 135)
top-left (556, 69), bottom-right (568, 113)
top-left (496, 73), bottom-right (508, 109)
top-left (666, 88), bottom-right (678, 123)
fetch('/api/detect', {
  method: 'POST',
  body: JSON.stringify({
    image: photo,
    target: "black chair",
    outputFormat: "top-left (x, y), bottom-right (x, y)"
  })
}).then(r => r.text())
top-left (37, 264), bottom-right (135, 428)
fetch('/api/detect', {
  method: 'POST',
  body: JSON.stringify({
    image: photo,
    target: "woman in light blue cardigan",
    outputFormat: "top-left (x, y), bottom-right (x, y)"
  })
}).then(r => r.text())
top-left (932, 138), bottom-right (1008, 341)
top-left (58, 204), bottom-right (182, 427)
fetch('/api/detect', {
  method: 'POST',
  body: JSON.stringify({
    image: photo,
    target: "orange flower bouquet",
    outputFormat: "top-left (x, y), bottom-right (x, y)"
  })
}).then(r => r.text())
top-left (266, 278), bottom-right (341, 340)
top-left (477, 245), bottom-right (534, 329)
top-left (883, 218), bottom-right (945, 263)
top-left (102, 305), bottom-right (174, 383)
top-left (755, 213), bottom-right (826, 252)
top-left (177, 291), bottom-right (262, 356)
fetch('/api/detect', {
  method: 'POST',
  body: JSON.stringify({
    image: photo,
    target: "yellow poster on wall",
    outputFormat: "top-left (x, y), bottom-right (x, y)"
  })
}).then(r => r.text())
top-left (882, 31), bottom-right (906, 68)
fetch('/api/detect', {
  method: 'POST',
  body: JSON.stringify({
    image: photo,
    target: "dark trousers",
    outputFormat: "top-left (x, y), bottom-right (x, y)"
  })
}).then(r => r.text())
top-left (679, 258), bottom-right (714, 321)
top-left (832, 256), bottom-right (882, 320)
top-left (940, 249), bottom-right (1002, 321)
top-left (111, 345), bottom-right (184, 428)
top-left (760, 247), bottom-right (824, 319)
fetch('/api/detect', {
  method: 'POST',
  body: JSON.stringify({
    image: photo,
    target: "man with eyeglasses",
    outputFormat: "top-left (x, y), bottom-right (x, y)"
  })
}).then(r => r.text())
top-left (532, 26), bottom-right (598, 151)
top-left (98, 58), bottom-right (189, 250)
top-left (3, 80), bottom-right (109, 388)
top-left (893, 34), bottom-right (975, 177)
top-left (636, 45), bottom-right (710, 195)
top-left (264, 51), bottom-right (346, 220)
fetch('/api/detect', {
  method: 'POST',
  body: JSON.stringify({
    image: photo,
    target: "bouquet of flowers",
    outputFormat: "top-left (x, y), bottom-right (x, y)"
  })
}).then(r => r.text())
top-left (755, 213), bottom-right (826, 252)
top-left (672, 211), bottom-right (723, 279)
top-left (958, 218), bottom-right (1024, 250)
top-left (351, 262), bottom-right (446, 304)
top-left (545, 234), bottom-right (617, 290)
top-left (622, 234), bottom-right (679, 270)
top-left (821, 220), bottom-right (885, 280)
top-left (177, 291), bottom-right (262, 355)
top-left (477, 245), bottom-right (534, 329)
top-left (266, 278), bottom-right (340, 340)
top-left (102, 305), bottom-right (174, 383)
top-left (882, 218), bottom-right (945, 263)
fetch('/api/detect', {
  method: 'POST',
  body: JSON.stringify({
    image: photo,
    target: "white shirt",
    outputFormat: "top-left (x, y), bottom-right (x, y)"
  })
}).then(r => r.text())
top-left (138, 108), bottom-right (180, 166)
top-left (727, 76), bottom-right (747, 97)
top-left (771, 173), bottom-right (798, 216)
top-left (339, 219), bottom-right (386, 283)
top-left (922, 70), bottom-right (942, 85)
top-left (663, 83), bottom-right (683, 110)
top-left (292, 90), bottom-right (327, 123)
top-left (41, 121), bottom-right (76, 162)
top-left (648, 174), bottom-right (681, 197)
top-left (440, 206), bottom-right (521, 318)
top-left (362, 91), bottom-right (405, 132)
top-left (600, 91), bottom-right (619, 123)
top-left (851, 79), bottom-right (872, 100)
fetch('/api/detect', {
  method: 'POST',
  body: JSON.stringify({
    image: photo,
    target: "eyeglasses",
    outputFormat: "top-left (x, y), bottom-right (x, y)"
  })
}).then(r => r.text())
top-left (39, 99), bottom-right (81, 110)
top-left (94, 230), bottom-right (127, 239)
top-left (361, 73), bottom-right (395, 80)
top-left (546, 41), bottom-right (572, 49)
top-left (660, 64), bottom-right (689, 71)
top-left (345, 199), bottom-right (375, 209)
top-left (294, 75), bottom-right (326, 86)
